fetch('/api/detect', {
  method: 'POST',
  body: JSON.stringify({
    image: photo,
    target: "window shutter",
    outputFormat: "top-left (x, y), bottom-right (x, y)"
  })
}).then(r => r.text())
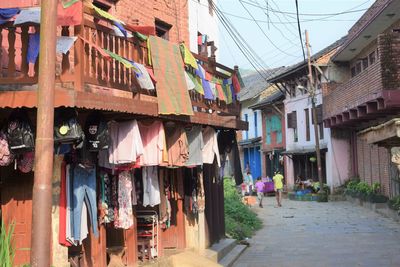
top-left (312, 105), bottom-right (323, 124)
top-left (287, 111), bottom-right (297, 129)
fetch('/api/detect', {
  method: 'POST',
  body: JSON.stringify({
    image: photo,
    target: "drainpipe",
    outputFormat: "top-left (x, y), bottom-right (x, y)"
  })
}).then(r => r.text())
top-left (30, 0), bottom-right (57, 266)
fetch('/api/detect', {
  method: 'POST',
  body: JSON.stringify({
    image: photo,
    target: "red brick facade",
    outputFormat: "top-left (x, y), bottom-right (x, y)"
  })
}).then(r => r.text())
top-left (1, 0), bottom-right (189, 45)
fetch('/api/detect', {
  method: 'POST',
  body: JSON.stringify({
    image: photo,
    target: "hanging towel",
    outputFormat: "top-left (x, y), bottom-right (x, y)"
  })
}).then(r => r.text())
top-left (0, 8), bottom-right (19, 25)
top-left (179, 44), bottom-right (198, 70)
top-left (148, 36), bottom-right (194, 115)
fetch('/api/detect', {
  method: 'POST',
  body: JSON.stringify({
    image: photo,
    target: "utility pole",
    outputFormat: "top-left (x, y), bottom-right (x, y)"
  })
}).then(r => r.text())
top-left (30, 0), bottom-right (57, 266)
top-left (305, 30), bottom-right (324, 193)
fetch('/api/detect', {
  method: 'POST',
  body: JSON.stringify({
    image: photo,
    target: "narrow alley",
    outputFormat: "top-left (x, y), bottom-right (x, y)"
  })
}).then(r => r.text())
top-left (233, 198), bottom-right (400, 267)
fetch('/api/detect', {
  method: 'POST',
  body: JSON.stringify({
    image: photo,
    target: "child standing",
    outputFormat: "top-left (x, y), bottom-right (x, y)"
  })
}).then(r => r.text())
top-left (273, 171), bottom-right (284, 207)
top-left (255, 177), bottom-right (265, 208)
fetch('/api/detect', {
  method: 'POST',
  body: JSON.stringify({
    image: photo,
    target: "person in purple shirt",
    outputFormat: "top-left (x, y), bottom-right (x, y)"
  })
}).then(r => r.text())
top-left (255, 177), bottom-right (265, 208)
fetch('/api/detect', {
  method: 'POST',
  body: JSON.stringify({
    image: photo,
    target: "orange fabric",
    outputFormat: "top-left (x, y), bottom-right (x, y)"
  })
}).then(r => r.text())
top-left (216, 83), bottom-right (225, 101)
top-left (165, 124), bottom-right (189, 167)
top-left (57, 1), bottom-right (82, 26)
top-left (232, 74), bottom-right (241, 93)
top-left (126, 24), bottom-right (156, 36)
top-left (205, 71), bottom-right (213, 81)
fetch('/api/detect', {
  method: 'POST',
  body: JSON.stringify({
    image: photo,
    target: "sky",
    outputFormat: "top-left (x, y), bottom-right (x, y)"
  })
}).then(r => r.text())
top-left (216, 0), bottom-right (376, 72)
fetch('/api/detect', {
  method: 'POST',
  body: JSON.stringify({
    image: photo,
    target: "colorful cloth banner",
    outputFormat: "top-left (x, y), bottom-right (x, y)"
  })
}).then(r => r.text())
top-left (79, 36), bottom-right (111, 61)
top-left (56, 36), bottom-right (78, 54)
top-left (0, 8), bottom-right (19, 25)
top-left (195, 64), bottom-right (214, 100)
top-left (215, 83), bottom-right (225, 101)
top-left (149, 36), bottom-right (194, 115)
top-left (14, 2), bottom-right (82, 26)
top-left (103, 49), bottom-right (140, 72)
top-left (184, 71), bottom-right (195, 91)
top-left (232, 73), bottom-right (241, 93)
top-left (187, 71), bottom-right (204, 95)
top-left (92, 5), bottom-right (124, 24)
top-left (223, 79), bottom-right (233, 104)
top-left (179, 44), bottom-right (198, 70)
top-left (61, 0), bottom-right (79, 8)
top-left (126, 24), bottom-right (156, 36)
top-left (113, 22), bottom-right (133, 38)
top-left (132, 62), bottom-right (155, 90)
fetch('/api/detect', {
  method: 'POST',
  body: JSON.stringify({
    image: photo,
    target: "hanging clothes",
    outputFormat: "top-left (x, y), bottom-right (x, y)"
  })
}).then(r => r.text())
top-left (202, 127), bottom-right (221, 167)
top-left (72, 165), bottom-right (98, 241)
top-left (0, 8), bottom-right (19, 25)
top-left (59, 161), bottom-right (71, 246)
top-left (184, 168), bottom-right (198, 217)
top-left (185, 126), bottom-right (204, 166)
top-left (164, 123), bottom-right (189, 167)
top-left (66, 164), bottom-right (75, 245)
top-left (115, 171), bottom-right (134, 229)
top-left (142, 166), bottom-right (161, 207)
top-left (217, 130), bottom-right (243, 184)
top-left (138, 121), bottom-right (165, 166)
top-left (108, 120), bottom-right (143, 166)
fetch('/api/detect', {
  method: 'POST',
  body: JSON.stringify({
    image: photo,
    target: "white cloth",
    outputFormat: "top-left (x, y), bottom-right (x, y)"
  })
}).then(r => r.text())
top-left (14, 7), bottom-right (40, 25)
top-left (185, 71), bottom-right (195, 90)
top-left (56, 36), bottom-right (77, 54)
top-left (112, 25), bottom-right (133, 38)
top-left (142, 166), bottom-right (160, 207)
top-left (108, 120), bottom-right (144, 165)
top-left (202, 126), bottom-right (221, 167)
top-left (133, 63), bottom-right (155, 90)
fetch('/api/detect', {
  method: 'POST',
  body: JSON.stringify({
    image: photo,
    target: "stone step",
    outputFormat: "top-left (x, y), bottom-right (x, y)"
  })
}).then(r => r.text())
top-left (219, 245), bottom-right (247, 267)
top-left (202, 238), bottom-right (237, 262)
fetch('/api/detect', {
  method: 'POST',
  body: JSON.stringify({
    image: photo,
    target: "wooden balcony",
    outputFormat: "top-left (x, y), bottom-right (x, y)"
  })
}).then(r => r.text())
top-left (0, 10), bottom-right (246, 130)
top-left (323, 32), bottom-right (400, 129)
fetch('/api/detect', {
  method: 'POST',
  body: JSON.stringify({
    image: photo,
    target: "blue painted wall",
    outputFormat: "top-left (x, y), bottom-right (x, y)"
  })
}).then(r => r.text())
top-left (243, 146), bottom-right (261, 182)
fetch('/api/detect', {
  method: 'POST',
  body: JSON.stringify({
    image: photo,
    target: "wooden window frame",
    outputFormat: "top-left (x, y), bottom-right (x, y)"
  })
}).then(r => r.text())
top-left (305, 108), bottom-right (310, 141)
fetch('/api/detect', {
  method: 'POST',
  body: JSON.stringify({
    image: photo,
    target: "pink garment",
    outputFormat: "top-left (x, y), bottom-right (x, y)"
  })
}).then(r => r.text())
top-left (138, 121), bottom-right (165, 166)
top-left (255, 181), bottom-right (264, 193)
top-left (202, 126), bottom-right (221, 167)
top-left (108, 120), bottom-right (144, 165)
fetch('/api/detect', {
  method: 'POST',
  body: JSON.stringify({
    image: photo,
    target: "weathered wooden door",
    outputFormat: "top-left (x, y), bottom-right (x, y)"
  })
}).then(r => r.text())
top-left (160, 169), bottom-right (185, 250)
top-left (1, 166), bottom-right (33, 266)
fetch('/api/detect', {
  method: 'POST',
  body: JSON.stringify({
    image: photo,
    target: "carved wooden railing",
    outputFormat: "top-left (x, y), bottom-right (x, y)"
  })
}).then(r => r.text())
top-left (0, 11), bottom-right (240, 116)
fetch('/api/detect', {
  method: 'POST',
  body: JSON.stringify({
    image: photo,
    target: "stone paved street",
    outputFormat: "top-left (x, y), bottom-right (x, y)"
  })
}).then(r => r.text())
top-left (233, 197), bottom-right (400, 267)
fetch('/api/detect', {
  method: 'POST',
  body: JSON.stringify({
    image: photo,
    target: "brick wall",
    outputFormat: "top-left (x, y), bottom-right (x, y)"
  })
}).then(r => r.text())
top-left (356, 136), bottom-right (391, 196)
top-left (324, 30), bottom-right (400, 119)
top-left (112, 0), bottom-right (189, 44)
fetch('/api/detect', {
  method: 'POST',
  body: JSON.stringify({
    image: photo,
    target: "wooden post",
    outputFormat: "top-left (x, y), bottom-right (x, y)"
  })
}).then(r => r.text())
top-left (305, 30), bottom-right (324, 192)
top-left (30, 0), bottom-right (57, 265)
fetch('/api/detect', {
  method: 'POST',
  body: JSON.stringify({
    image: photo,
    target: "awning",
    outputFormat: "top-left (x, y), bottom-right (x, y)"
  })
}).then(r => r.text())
top-left (238, 137), bottom-right (262, 147)
top-left (281, 144), bottom-right (327, 155)
top-left (358, 118), bottom-right (400, 147)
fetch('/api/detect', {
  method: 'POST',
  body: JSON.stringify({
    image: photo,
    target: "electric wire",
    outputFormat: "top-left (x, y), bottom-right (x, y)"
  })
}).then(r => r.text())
top-left (295, 0), bottom-right (306, 61)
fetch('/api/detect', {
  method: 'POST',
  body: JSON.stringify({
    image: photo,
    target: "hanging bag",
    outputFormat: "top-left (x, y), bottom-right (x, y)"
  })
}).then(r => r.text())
top-left (5, 109), bottom-right (35, 154)
top-left (54, 108), bottom-right (85, 148)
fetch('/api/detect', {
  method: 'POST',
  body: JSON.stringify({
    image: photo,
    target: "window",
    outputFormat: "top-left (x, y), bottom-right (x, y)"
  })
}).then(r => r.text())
top-left (294, 127), bottom-right (298, 142)
top-left (93, 0), bottom-right (111, 10)
top-left (351, 67), bottom-right (356, 78)
top-left (362, 58), bottom-right (369, 70)
top-left (319, 123), bottom-right (324, 139)
top-left (155, 19), bottom-right (172, 40)
top-left (254, 111), bottom-right (258, 137)
top-left (355, 61), bottom-right (362, 75)
top-left (244, 114), bottom-right (249, 140)
top-left (305, 108), bottom-right (310, 141)
top-left (369, 51), bottom-right (376, 65)
top-left (287, 111), bottom-right (298, 142)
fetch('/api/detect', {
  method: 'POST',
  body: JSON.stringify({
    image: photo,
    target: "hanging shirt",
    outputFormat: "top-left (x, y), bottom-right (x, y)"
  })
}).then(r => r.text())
top-left (108, 120), bottom-right (143, 165)
top-left (185, 126), bottom-right (204, 166)
top-left (138, 121), bottom-right (165, 166)
top-left (164, 123), bottom-right (189, 167)
top-left (142, 166), bottom-right (161, 207)
top-left (202, 126), bottom-right (221, 167)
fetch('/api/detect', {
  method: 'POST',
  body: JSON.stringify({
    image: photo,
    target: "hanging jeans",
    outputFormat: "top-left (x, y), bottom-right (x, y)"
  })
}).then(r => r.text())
top-left (72, 164), bottom-right (99, 241)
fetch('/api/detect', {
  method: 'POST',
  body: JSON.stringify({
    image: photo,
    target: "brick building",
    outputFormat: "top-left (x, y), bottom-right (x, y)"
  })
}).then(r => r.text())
top-left (324, 0), bottom-right (400, 197)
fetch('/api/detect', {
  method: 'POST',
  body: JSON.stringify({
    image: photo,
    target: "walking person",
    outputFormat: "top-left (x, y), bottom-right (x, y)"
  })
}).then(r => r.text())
top-left (255, 177), bottom-right (264, 208)
top-left (273, 171), bottom-right (284, 207)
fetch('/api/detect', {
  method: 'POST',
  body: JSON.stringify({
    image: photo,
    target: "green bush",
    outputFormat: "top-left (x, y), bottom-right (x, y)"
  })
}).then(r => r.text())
top-left (388, 196), bottom-right (400, 211)
top-left (0, 220), bottom-right (15, 267)
top-left (224, 177), bottom-right (262, 240)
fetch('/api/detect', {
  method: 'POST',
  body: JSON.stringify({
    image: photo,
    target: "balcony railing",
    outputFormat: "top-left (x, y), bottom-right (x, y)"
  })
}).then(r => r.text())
top-left (0, 9), bottom-right (240, 118)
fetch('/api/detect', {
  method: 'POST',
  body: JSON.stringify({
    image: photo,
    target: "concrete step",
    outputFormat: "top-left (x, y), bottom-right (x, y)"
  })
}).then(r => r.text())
top-left (202, 238), bottom-right (237, 262)
top-left (219, 244), bottom-right (247, 267)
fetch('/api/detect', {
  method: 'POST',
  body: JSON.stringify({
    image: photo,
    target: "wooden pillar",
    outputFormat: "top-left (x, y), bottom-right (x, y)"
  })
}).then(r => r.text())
top-left (124, 221), bottom-right (138, 267)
